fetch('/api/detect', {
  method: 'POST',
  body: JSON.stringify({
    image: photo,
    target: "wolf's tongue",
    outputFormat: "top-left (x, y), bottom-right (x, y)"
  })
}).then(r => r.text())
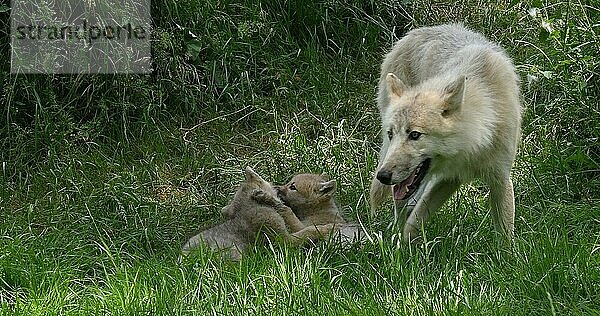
top-left (393, 171), bottom-right (417, 201)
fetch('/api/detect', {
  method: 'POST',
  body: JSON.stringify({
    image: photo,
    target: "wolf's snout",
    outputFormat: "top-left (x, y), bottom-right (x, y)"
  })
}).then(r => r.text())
top-left (376, 170), bottom-right (393, 185)
top-left (274, 186), bottom-right (285, 199)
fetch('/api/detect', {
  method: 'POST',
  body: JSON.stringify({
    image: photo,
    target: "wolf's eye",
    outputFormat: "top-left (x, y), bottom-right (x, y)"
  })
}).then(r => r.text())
top-left (387, 130), bottom-right (393, 140)
top-left (408, 131), bottom-right (422, 140)
top-left (289, 182), bottom-right (297, 191)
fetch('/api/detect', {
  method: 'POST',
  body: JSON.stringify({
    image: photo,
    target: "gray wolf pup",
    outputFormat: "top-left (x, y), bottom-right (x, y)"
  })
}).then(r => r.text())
top-left (369, 24), bottom-right (521, 242)
top-left (277, 173), bottom-right (365, 243)
top-left (182, 167), bottom-right (334, 260)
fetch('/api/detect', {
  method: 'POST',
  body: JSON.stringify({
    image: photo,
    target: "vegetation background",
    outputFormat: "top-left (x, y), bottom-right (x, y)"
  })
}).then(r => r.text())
top-left (0, 0), bottom-right (598, 314)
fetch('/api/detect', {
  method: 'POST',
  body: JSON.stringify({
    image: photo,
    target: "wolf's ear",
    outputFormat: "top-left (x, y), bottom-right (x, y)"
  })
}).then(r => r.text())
top-left (319, 180), bottom-right (336, 196)
top-left (386, 73), bottom-right (407, 100)
top-left (221, 205), bottom-right (234, 217)
top-left (442, 75), bottom-right (466, 114)
top-left (244, 166), bottom-right (259, 181)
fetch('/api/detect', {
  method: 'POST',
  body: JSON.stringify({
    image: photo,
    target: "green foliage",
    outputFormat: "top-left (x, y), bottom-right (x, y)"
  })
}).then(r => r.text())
top-left (1, 0), bottom-right (599, 314)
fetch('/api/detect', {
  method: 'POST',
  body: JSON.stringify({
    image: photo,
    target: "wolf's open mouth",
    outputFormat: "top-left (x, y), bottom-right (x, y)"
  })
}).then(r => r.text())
top-left (393, 159), bottom-right (431, 201)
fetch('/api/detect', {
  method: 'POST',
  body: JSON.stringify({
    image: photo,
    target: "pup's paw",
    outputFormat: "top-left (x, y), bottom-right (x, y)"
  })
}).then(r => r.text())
top-left (275, 204), bottom-right (293, 214)
top-left (251, 189), bottom-right (279, 206)
top-left (316, 223), bottom-right (336, 236)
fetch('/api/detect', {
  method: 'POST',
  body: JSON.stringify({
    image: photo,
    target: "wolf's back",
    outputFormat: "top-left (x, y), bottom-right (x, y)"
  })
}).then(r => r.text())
top-left (382, 24), bottom-right (507, 85)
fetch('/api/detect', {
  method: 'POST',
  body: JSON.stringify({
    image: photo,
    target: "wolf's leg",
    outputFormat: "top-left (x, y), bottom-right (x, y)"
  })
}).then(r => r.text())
top-left (250, 189), bottom-right (306, 231)
top-left (278, 203), bottom-right (344, 238)
top-left (181, 233), bottom-right (203, 255)
top-left (254, 205), bottom-right (326, 247)
top-left (488, 175), bottom-right (515, 240)
top-left (267, 216), bottom-right (332, 247)
top-left (287, 224), bottom-right (335, 246)
top-left (403, 178), bottom-right (461, 243)
top-left (273, 204), bottom-right (307, 233)
top-left (370, 180), bottom-right (391, 213)
top-left (390, 180), bottom-right (427, 230)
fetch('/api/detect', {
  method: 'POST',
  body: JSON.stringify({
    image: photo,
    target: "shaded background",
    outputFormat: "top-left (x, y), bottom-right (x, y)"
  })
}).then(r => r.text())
top-left (0, 0), bottom-right (598, 314)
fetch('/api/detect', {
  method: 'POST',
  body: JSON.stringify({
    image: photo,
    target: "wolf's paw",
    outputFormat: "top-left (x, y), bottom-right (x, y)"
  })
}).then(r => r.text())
top-left (316, 223), bottom-right (336, 236)
top-left (275, 204), bottom-right (293, 215)
top-left (251, 189), bottom-right (280, 206)
top-left (402, 224), bottom-right (423, 245)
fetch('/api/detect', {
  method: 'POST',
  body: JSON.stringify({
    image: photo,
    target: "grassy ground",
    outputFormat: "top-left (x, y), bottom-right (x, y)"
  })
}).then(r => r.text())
top-left (1, 0), bottom-right (599, 314)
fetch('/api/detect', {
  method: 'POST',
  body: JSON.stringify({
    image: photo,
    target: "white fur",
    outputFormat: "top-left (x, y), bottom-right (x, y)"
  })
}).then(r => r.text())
top-left (370, 24), bottom-right (521, 242)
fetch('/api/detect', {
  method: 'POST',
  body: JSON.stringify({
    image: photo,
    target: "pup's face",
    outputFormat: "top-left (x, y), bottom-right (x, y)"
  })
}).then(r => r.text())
top-left (276, 174), bottom-right (336, 209)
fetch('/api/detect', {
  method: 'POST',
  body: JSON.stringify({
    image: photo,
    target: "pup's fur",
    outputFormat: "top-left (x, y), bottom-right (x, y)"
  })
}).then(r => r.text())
top-left (276, 174), bottom-right (344, 226)
top-left (370, 24), bottom-right (521, 242)
top-left (277, 173), bottom-right (365, 243)
top-left (182, 167), bottom-right (334, 260)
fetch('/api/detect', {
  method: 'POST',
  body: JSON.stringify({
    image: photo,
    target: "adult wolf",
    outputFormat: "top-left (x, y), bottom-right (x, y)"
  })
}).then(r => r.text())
top-left (369, 24), bottom-right (521, 242)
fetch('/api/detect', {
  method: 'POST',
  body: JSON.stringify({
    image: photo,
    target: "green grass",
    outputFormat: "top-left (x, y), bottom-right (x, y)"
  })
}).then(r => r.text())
top-left (1, 0), bottom-right (599, 314)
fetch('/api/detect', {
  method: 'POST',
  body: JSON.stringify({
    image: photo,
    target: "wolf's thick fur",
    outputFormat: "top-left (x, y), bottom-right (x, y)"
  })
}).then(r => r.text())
top-left (277, 173), bottom-right (365, 243)
top-left (370, 24), bottom-right (521, 242)
top-left (182, 167), bottom-right (333, 260)
top-left (276, 174), bottom-right (345, 226)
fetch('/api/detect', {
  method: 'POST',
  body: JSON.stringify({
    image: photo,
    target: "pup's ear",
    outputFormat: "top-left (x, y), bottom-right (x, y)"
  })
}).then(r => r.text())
top-left (386, 73), bottom-right (407, 100)
top-left (244, 166), bottom-right (259, 181)
top-left (319, 180), bottom-right (336, 196)
top-left (442, 75), bottom-right (466, 114)
top-left (221, 205), bottom-right (234, 217)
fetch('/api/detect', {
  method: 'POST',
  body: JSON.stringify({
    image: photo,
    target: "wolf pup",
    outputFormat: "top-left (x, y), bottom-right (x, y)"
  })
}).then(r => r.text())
top-left (277, 173), bottom-right (365, 243)
top-left (182, 167), bottom-right (334, 260)
top-left (369, 24), bottom-right (521, 242)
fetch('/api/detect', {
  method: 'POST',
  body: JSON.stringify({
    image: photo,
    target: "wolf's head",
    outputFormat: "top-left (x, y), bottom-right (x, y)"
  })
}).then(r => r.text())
top-left (275, 173), bottom-right (336, 215)
top-left (222, 167), bottom-right (278, 217)
top-left (241, 166), bottom-right (276, 195)
top-left (376, 73), bottom-right (468, 201)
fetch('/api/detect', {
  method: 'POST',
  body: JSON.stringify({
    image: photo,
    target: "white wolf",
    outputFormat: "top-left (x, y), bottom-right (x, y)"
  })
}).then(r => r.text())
top-left (369, 24), bottom-right (521, 242)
